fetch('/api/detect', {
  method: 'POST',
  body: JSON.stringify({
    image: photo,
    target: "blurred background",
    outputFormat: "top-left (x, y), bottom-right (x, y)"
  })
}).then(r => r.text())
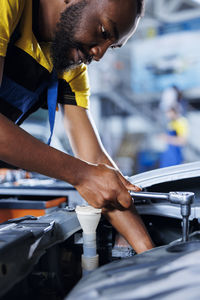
top-left (22, 0), bottom-right (200, 176)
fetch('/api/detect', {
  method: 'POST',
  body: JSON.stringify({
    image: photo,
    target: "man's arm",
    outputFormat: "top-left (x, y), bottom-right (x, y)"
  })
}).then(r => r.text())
top-left (162, 134), bottom-right (187, 146)
top-left (0, 58), bottom-right (134, 210)
top-left (63, 105), bottom-right (154, 253)
top-left (63, 102), bottom-right (115, 165)
top-left (0, 113), bottom-right (136, 209)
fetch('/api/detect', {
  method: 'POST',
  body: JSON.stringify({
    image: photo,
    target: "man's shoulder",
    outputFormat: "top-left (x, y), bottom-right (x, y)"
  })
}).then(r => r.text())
top-left (0, 0), bottom-right (27, 56)
top-left (173, 117), bottom-right (188, 136)
top-left (1, 0), bottom-right (26, 31)
top-left (2, 0), bottom-right (26, 14)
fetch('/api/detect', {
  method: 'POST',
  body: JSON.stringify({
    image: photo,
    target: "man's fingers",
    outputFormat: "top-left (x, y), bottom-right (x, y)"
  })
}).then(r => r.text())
top-left (117, 191), bottom-right (132, 209)
top-left (76, 164), bottom-right (141, 211)
top-left (126, 182), bottom-right (141, 192)
top-left (117, 172), bottom-right (141, 192)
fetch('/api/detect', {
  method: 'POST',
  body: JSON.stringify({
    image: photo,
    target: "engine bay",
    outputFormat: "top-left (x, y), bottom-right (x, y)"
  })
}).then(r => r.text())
top-left (0, 162), bottom-right (200, 299)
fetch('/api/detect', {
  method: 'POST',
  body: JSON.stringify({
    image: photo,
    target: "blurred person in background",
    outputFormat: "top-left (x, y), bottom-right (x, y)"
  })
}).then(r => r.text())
top-left (0, 0), bottom-right (154, 253)
top-left (160, 86), bottom-right (178, 113)
top-left (160, 85), bottom-right (187, 116)
top-left (160, 105), bottom-right (189, 168)
top-left (172, 85), bottom-right (188, 116)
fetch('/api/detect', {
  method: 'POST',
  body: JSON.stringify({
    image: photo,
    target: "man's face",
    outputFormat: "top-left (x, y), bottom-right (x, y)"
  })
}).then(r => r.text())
top-left (51, 0), bottom-right (140, 72)
top-left (166, 109), bottom-right (178, 121)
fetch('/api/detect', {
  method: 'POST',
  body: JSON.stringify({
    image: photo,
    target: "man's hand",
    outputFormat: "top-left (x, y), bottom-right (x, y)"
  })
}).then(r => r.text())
top-left (75, 163), bottom-right (140, 209)
top-left (116, 171), bottom-right (141, 192)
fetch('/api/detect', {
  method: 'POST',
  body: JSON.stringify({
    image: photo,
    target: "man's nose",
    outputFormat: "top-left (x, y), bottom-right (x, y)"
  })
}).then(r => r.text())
top-left (89, 42), bottom-right (111, 61)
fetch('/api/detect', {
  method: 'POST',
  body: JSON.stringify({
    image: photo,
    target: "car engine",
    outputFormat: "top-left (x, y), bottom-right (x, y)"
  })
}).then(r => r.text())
top-left (1, 162), bottom-right (200, 299)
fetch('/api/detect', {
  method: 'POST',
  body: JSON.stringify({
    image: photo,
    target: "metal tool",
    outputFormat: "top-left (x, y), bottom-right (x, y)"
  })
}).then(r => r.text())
top-left (130, 191), bottom-right (195, 242)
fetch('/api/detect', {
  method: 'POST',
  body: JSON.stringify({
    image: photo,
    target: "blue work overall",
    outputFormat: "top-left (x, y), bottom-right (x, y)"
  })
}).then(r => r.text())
top-left (0, 72), bottom-right (58, 145)
top-left (160, 130), bottom-right (183, 168)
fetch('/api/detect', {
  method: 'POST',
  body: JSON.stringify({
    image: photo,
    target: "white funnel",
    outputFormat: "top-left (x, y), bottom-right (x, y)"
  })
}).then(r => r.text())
top-left (76, 206), bottom-right (102, 275)
top-left (75, 206), bottom-right (102, 234)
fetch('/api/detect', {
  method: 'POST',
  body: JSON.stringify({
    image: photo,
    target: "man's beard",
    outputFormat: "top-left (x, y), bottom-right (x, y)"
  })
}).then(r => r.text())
top-left (51, 0), bottom-right (92, 73)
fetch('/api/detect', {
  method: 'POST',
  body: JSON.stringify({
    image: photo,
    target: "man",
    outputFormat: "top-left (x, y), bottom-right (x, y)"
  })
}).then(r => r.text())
top-left (0, 0), bottom-right (154, 253)
top-left (160, 105), bottom-right (188, 168)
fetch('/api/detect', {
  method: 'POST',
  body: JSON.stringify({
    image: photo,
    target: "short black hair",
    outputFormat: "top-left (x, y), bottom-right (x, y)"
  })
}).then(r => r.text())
top-left (137, 0), bottom-right (145, 16)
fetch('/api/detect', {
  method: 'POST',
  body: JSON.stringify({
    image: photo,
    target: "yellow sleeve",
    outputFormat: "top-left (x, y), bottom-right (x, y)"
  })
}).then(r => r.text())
top-left (0, 0), bottom-right (25, 57)
top-left (175, 118), bottom-right (189, 138)
top-left (59, 64), bottom-right (90, 109)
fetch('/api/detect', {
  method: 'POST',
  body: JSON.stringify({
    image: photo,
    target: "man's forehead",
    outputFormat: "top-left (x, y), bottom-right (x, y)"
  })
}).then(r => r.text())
top-left (71, 0), bottom-right (139, 45)
top-left (102, 0), bottom-right (139, 44)
top-left (118, 16), bottom-right (140, 46)
top-left (104, 0), bottom-right (138, 21)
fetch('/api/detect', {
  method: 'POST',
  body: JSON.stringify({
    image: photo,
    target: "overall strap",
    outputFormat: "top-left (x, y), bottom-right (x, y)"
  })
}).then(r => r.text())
top-left (47, 70), bottom-right (58, 145)
top-left (3, 0), bottom-right (58, 145)
top-left (33, 0), bottom-right (58, 145)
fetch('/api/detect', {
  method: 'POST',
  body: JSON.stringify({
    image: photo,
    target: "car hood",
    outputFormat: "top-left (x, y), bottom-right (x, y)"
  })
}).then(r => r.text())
top-left (67, 236), bottom-right (200, 300)
top-left (128, 161), bottom-right (200, 189)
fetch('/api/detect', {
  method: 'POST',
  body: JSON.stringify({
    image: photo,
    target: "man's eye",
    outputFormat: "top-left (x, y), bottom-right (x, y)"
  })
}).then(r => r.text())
top-left (110, 45), bottom-right (118, 49)
top-left (101, 25), bottom-right (109, 40)
top-left (110, 44), bottom-right (122, 49)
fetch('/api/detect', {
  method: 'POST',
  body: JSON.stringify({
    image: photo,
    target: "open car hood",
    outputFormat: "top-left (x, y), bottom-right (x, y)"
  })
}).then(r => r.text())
top-left (67, 237), bottom-right (200, 300)
top-left (129, 161), bottom-right (200, 189)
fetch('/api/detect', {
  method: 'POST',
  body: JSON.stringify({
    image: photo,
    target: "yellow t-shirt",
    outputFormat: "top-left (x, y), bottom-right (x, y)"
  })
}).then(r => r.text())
top-left (169, 117), bottom-right (188, 138)
top-left (0, 0), bottom-right (90, 109)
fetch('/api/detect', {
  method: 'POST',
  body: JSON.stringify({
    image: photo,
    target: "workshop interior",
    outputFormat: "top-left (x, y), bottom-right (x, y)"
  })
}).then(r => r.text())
top-left (1, 0), bottom-right (200, 299)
